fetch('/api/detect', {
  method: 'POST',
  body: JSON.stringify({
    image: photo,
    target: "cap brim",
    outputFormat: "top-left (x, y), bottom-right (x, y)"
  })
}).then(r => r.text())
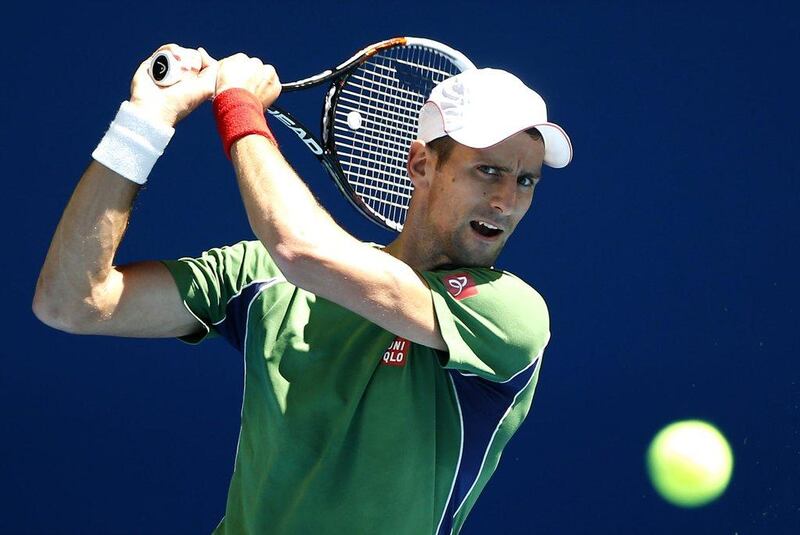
top-left (534, 122), bottom-right (573, 169)
top-left (448, 120), bottom-right (573, 169)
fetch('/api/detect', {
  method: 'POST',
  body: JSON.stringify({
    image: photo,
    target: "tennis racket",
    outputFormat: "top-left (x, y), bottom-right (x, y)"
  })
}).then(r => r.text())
top-left (149, 38), bottom-right (476, 232)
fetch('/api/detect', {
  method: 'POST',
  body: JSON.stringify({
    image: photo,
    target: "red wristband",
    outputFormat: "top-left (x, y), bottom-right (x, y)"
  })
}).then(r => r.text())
top-left (212, 88), bottom-right (277, 158)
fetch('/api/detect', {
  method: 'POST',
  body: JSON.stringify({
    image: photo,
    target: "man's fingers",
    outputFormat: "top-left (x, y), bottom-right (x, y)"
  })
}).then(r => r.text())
top-left (168, 47), bottom-right (202, 73)
top-left (194, 61), bottom-right (220, 100)
top-left (196, 47), bottom-right (219, 89)
top-left (198, 47), bottom-right (218, 69)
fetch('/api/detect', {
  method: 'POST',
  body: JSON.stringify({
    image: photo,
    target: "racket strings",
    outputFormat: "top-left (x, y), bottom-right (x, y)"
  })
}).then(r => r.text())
top-left (331, 45), bottom-right (463, 230)
top-left (330, 133), bottom-right (411, 177)
top-left (332, 121), bottom-right (414, 157)
top-left (336, 94), bottom-right (418, 140)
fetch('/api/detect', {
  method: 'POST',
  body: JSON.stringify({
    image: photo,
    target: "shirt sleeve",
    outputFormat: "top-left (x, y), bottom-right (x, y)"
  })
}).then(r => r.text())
top-left (421, 267), bottom-right (550, 382)
top-left (160, 240), bottom-right (285, 344)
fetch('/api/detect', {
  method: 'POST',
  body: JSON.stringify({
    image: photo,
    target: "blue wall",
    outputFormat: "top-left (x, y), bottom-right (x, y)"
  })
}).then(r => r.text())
top-left (4, 1), bottom-right (798, 533)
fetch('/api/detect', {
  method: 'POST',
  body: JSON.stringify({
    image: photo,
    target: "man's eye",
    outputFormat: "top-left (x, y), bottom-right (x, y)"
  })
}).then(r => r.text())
top-left (478, 165), bottom-right (499, 176)
top-left (518, 176), bottom-right (537, 187)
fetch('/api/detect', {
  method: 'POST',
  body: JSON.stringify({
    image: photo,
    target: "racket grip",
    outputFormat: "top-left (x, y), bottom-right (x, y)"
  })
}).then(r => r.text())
top-left (148, 51), bottom-right (184, 87)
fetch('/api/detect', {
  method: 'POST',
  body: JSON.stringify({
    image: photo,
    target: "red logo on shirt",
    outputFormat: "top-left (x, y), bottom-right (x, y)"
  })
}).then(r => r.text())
top-left (443, 273), bottom-right (478, 300)
top-left (382, 336), bottom-right (409, 367)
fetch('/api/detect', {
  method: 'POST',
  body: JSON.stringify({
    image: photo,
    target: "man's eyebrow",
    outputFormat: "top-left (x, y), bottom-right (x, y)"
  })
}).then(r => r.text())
top-left (482, 161), bottom-right (541, 179)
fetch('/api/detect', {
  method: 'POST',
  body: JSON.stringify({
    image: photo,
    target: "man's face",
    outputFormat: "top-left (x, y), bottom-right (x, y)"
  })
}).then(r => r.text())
top-left (420, 131), bottom-right (545, 267)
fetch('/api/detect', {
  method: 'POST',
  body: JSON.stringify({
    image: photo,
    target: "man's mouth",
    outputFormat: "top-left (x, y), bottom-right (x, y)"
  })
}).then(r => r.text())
top-left (470, 220), bottom-right (504, 239)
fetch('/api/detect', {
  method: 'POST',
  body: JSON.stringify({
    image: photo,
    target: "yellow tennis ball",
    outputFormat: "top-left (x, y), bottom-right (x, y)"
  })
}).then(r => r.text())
top-left (646, 420), bottom-right (733, 507)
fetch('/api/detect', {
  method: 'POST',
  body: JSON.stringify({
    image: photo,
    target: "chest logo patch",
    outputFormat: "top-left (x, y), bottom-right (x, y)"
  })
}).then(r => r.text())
top-left (443, 273), bottom-right (478, 300)
top-left (382, 336), bottom-right (409, 367)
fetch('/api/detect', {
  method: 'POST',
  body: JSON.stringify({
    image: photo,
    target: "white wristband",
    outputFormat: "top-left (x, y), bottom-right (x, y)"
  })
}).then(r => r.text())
top-left (91, 101), bottom-right (175, 185)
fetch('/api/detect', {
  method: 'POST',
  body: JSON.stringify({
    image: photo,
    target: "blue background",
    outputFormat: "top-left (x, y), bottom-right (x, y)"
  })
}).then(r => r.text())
top-left (4, 1), bottom-right (798, 533)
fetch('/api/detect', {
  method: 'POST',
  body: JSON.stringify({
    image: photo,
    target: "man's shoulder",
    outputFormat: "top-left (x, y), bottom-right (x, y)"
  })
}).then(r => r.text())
top-left (173, 239), bottom-right (265, 260)
top-left (424, 266), bottom-right (546, 310)
top-left (170, 239), bottom-right (284, 283)
top-left (424, 265), bottom-right (550, 371)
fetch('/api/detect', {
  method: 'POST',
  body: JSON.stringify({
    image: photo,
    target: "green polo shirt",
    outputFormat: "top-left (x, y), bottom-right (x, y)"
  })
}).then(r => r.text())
top-left (162, 239), bottom-right (550, 534)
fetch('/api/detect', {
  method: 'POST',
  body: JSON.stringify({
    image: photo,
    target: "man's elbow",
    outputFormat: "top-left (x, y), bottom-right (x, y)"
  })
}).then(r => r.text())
top-left (32, 290), bottom-right (77, 333)
top-left (32, 283), bottom-right (96, 335)
top-left (269, 234), bottom-right (303, 269)
top-left (269, 239), bottom-right (327, 289)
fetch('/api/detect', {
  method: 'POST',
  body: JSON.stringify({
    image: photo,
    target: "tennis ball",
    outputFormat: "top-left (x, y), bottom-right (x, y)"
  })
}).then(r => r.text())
top-left (646, 420), bottom-right (733, 507)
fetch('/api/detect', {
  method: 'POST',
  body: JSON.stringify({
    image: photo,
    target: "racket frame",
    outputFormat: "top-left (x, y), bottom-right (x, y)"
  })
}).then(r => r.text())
top-left (270, 37), bottom-right (476, 232)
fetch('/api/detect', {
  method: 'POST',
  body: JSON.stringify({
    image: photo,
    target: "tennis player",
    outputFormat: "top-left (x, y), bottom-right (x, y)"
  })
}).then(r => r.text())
top-left (33, 44), bottom-right (572, 534)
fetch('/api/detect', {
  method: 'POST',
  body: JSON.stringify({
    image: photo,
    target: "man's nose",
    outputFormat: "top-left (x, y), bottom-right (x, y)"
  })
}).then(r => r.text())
top-left (489, 178), bottom-right (517, 215)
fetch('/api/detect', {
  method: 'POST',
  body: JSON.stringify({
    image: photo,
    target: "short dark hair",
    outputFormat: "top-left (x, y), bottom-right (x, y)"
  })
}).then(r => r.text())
top-left (426, 127), bottom-right (543, 170)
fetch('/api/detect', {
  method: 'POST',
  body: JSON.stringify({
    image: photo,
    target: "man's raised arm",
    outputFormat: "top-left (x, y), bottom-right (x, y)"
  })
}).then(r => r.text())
top-left (33, 45), bottom-right (217, 338)
top-left (210, 53), bottom-right (447, 350)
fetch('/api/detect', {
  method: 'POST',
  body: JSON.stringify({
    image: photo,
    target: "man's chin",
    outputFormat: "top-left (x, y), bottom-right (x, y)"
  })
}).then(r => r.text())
top-left (447, 239), bottom-right (505, 268)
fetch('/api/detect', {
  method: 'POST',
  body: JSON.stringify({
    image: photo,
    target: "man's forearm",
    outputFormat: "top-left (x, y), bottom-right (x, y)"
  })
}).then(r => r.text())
top-left (230, 135), bottom-right (350, 273)
top-left (33, 162), bottom-right (139, 328)
top-left (228, 133), bottom-right (447, 349)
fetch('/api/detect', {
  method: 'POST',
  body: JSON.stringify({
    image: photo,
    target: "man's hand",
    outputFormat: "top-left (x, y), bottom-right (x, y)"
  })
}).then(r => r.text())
top-left (129, 44), bottom-right (218, 127)
top-left (215, 53), bottom-right (282, 109)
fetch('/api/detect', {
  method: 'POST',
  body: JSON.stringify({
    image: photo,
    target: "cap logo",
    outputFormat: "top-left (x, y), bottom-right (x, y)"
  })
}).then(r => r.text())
top-left (444, 273), bottom-right (478, 300)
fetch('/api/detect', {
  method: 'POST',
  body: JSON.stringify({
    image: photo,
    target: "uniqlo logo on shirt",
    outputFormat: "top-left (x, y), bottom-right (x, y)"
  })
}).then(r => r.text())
top-left (382, 336), bottom-right (409, 367)
top-left (443, 273), bottom-right (478, 300)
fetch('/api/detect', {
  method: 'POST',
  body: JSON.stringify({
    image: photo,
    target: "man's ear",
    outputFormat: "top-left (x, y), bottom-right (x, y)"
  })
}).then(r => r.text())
top-left (407, 140), bottom-right (432, 189)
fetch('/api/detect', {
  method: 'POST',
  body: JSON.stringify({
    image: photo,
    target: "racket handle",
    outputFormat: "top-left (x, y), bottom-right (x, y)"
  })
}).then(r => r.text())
top-left (148, 51), bottom-right (183, 87)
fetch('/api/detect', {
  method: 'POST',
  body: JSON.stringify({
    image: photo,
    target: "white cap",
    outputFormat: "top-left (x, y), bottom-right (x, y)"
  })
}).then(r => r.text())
top-left (417, 68), bottom-right (573, 168)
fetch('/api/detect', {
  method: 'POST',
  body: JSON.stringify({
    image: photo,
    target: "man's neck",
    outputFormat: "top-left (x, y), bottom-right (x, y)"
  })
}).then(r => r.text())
top-left (383, 227), bottom-right (449, 272)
